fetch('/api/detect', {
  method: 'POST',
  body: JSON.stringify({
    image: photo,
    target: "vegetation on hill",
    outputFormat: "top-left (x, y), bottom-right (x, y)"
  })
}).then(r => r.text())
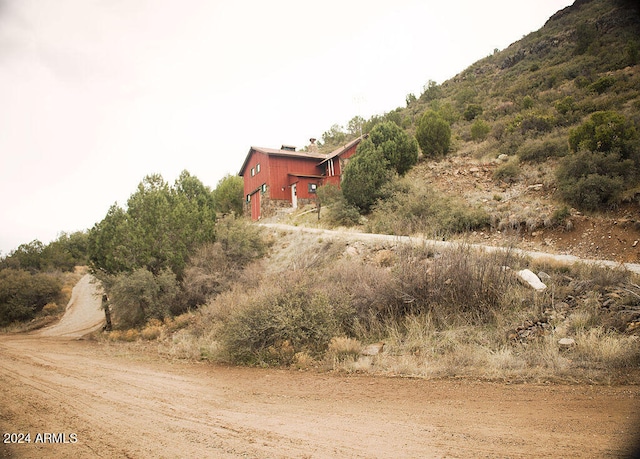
top-left (87, 171), bottom-right (267, 327)
top-left (0, 232), bottom-right (88, 327)
top-left (318, 0), bottom-right (640, 237)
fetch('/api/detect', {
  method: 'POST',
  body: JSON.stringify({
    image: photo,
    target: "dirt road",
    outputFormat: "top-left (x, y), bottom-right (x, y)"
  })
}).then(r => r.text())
top-left (261, 223), bottom-right (640, 274)
top-left (1, 276), bottom-right (640, 458)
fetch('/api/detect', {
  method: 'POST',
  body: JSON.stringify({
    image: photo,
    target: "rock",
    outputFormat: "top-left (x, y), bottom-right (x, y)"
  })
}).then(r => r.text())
top-left (498, 154), bottom-right (509, 162)
top-left (558, 338), bottom-right (576, 347)
top-left (538, 271), bottom-right (551, 282)
top-left (516, 269), bottom-right (547, 291)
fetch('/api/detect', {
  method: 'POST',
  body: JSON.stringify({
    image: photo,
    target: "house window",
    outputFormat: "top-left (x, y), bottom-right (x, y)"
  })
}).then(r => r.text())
top-left (261, 183), bottom-right (267, 193)
top-left (251, 167), bottom-right (255, 177)
top-left (256, 163), bottom-right (261, 173)
top-left (308, 183), bottom-right (317, 193)
top-left (246, 194), bottom-right (251, 202)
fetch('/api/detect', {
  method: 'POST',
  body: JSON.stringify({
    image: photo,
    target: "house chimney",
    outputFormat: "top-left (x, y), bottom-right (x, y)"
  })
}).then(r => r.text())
top-left (308, 138), bottom-right (318, 153)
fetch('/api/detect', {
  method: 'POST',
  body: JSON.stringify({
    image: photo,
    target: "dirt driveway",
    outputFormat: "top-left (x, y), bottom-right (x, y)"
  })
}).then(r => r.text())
top-left (1, 276), bottom-right (640, 458)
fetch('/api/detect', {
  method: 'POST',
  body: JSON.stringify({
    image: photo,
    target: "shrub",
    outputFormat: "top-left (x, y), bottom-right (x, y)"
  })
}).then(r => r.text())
top-left (366, 121), bottom-right (419, 176)
top-left (519, 113), bottom-right (556, 133)
top-left (568, 111), bottom-right (638, 159)
top-left (108, 268), bottom-right (179, 328)
top-left (182, 216), bottom-right (267, 307)
top-left (463, 104), bottom-right (483, 121)
top-left (589, 76), bottom-right (615, 95)
top-left (415, 110), bottom-right (451, 157)
top-left (517, 135), bottom-right (569, 162)
top-left (557, 151), bottom-right (634, 211)
top-left (493, 159), bottom-right (521, 183)
top-left (220, 285), bottom-right (342, 365)
top-left (522, 96), bottom-right (534, 110)
top-left (0, 269), bottom-right (63, 326)
top-left (470, 119), bottom-right (491, 142)
top-left (368, 179), bottom-right (489, 236)
top-left (555, 96), bottom-right (576, 116)
top-left (391, 244), bottom-right (520, 325)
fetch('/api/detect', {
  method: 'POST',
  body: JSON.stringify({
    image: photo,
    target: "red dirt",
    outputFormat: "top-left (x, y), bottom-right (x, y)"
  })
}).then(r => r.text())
top-left (1, 275), bottom-right (640, 458)
top-left (1, 334), bottom-right (639, 458)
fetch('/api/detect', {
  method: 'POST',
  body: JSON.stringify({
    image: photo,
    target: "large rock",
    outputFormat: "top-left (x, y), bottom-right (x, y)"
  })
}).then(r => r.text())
top-left (516, 269), bottom-right (547, 291)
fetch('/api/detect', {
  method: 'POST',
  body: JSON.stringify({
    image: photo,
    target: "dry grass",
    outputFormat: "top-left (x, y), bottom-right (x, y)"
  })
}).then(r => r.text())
top-left (110, 231), bottom-right (640, 383)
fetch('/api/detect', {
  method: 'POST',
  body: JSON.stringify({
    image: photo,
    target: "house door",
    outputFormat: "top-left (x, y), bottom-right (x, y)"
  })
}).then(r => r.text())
top-left (291, 183), bottom-right (298, 209)
top-left (250, 191), bottom-right (261, 220)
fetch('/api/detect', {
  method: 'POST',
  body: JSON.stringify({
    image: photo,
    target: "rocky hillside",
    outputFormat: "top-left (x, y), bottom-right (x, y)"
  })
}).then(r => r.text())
top-left (315, 0), bottom-right (640, 265)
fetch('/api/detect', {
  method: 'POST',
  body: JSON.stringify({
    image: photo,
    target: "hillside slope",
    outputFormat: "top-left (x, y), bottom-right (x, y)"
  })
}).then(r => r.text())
top-left (317, 0), bottom-right (640, 265)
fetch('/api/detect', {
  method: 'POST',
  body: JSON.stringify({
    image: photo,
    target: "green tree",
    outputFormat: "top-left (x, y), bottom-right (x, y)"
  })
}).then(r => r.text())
top-left (420, 79), bottom-right (441, 103)
top-left (4, 240), bottom-right (45, 272)
top-left (40, 232), bottom-right (89, 272)
top-left (367, 121), bottom-right (419, 175)
top-left (213, 174), bottom-right (244, 216)
top-left (321, 124), bottom-right (347, 148)
top-left (341, 145), bottom-right (391, 213)
top-left (88, 171), bottom-right (217, 279)
top-left (347, 116), bottom-right (365, 136)
top-left (416, 110), bottom-right (451, 157)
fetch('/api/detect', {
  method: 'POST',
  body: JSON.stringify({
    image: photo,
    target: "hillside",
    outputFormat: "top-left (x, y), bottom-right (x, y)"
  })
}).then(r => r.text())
top-left (314, 0), bottom-right (640, 265)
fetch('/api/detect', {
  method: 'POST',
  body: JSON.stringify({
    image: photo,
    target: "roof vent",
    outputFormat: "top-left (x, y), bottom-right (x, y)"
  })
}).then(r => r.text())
top-left (281, 145), bottom-right (296, 151)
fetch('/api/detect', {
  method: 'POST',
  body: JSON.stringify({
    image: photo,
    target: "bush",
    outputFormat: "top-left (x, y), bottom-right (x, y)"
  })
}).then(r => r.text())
top-left (366, 121), bottom-right (419, 176)
top-left (182, 216), bottom-right (267, 307)
top-left (589, 76), bottom-right (615, 95)
top-left (517, 135), bottom-right (569, 162)
top-left (493, 159), bottom-right (521, 183)
top-left (415, 111), bottom-right (451, 157)
top-left (390, 244), bottom-right (520, 325)
top-left (0, 269), bottom-right (63, 326)
top-left (108, 268), bottom-right (179, 328)
top-left (557, 150), bottom-right (635, 211)
top-left (568, 111), bottom-right (638, 158)
top-left (220, 284), bottom-right (342, 365)
top-left (555, 96), bottom-right (576, 116)
top-left (463, 104), bottom-right (483, 121)
top-left (470, 119), bottom-right (491, 142)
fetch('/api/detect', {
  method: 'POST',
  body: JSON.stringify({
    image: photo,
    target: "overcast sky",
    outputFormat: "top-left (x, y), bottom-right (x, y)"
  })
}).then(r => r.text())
top-left (0, 0), bottom-right (573, 255)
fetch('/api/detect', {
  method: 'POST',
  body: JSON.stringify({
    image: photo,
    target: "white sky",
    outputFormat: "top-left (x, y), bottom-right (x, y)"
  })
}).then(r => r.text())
top-left (0, 0), bottom-right (573, 255)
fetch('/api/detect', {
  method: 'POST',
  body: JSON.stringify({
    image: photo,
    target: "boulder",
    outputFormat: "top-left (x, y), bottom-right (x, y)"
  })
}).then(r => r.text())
top-left (517, 269), bottom-right (547, 291)
top-left (558, 337), bottom-right (576, 347)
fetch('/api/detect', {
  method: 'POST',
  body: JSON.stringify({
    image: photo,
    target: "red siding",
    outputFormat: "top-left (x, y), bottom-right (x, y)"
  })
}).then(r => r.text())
top-left (242, 151), bottom-right (269, 199)
top-left (267, 156), bottom-right (321, 201)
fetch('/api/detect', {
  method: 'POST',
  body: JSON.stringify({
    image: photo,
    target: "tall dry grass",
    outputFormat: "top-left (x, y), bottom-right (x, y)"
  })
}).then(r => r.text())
top-left (109, 235), bottom-right (640, 383)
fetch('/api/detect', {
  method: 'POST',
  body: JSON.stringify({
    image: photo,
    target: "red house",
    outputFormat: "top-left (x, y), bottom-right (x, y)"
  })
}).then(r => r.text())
top-left (239, 135), bottom-right (365, 220)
